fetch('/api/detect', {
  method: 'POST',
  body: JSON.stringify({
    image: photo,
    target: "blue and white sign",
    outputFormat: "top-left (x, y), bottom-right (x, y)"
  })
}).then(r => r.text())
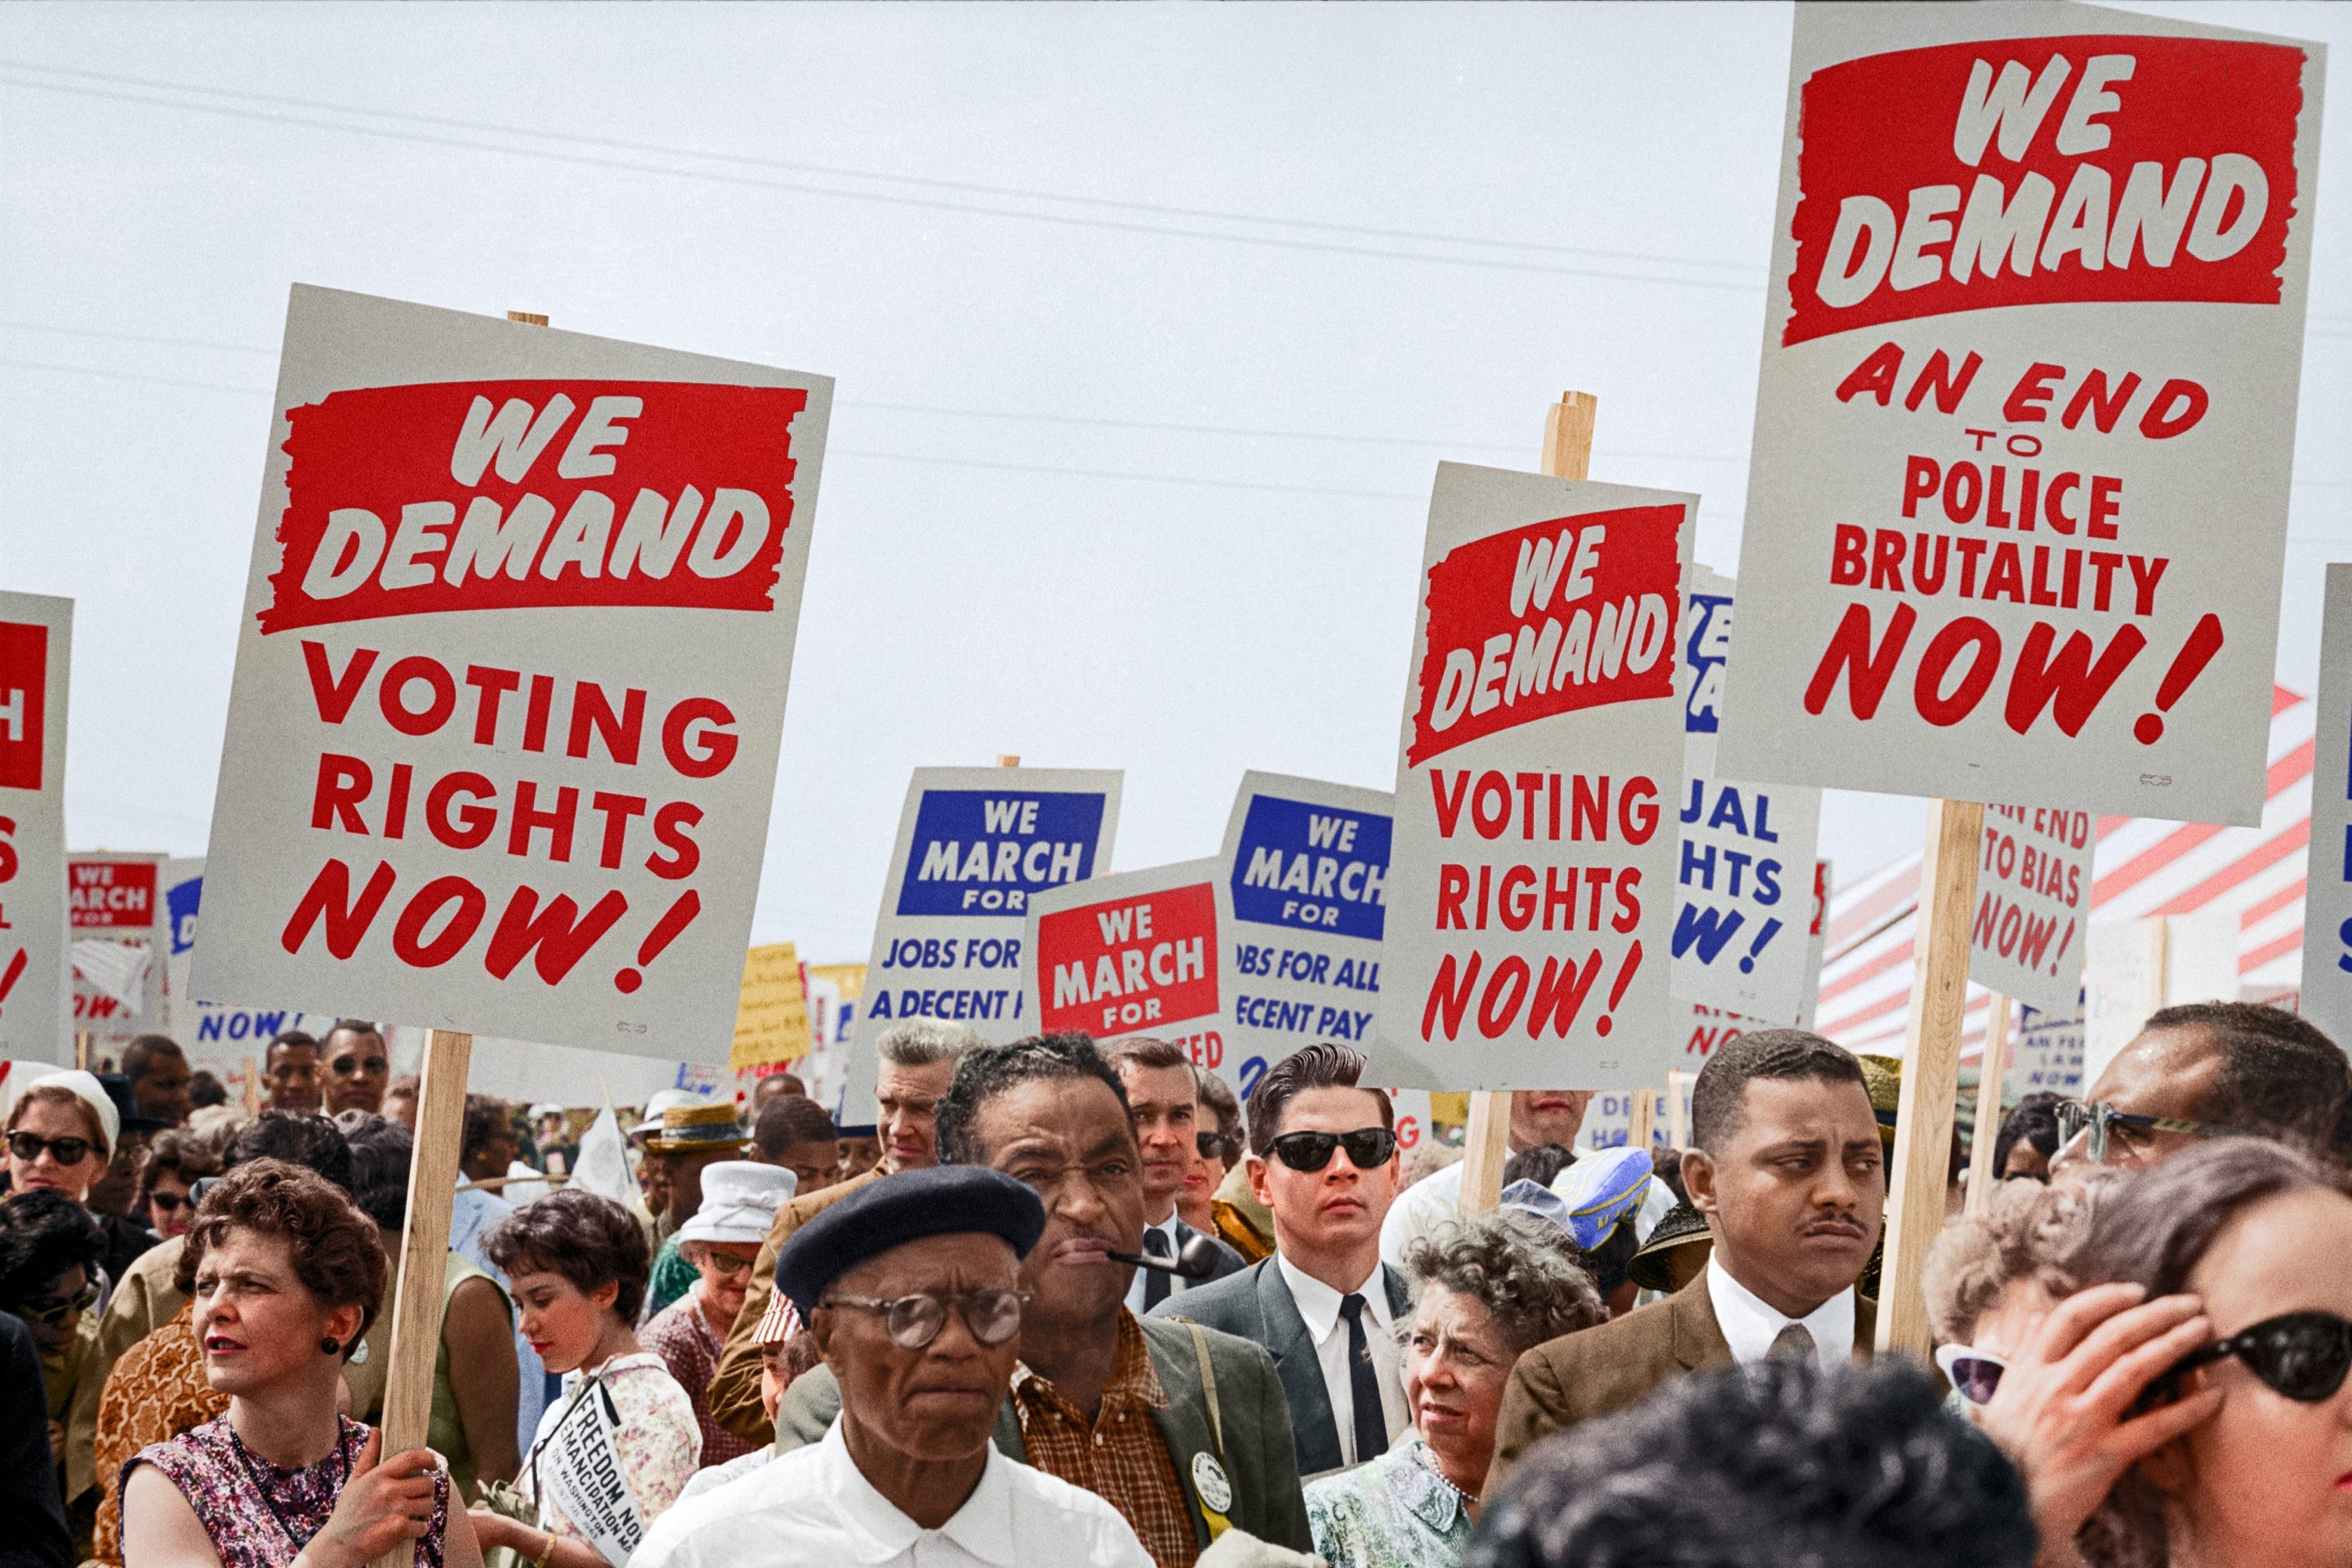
top-left (2301, 564), bottom-right (2352, 1046)
top-left (847, 766), bottom-right (1121, 1117)
top-left (1670, 572), bottom-right (1824, 1024)
top-left (163, 858), bottom-right (340, 1067)
top-left (1217, 772), bottom-right (1432, 1098)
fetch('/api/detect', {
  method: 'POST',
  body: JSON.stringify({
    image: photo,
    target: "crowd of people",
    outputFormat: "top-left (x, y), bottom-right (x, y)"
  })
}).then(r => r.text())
top-left (2, 1001), bottom-right (2346, 1568)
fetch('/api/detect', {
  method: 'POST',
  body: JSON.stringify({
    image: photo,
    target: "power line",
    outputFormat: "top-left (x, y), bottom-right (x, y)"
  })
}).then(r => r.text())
top-left (0, 70), bottom-right (1766, 295)
top-left (0, 57), bottom-right (1762, 281)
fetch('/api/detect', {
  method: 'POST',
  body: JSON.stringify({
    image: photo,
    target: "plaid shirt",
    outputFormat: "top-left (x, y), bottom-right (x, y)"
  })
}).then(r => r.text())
top-left (1010, 1311), bottom-right (1198, 1568)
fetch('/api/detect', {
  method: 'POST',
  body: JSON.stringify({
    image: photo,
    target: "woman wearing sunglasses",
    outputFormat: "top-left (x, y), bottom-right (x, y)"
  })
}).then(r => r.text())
top-left (471, 1189), bottom-right (699, 1568)
top-left (640, 1162), bottom-right (795, 1471)
top-left (137, 1132), bottom-right (224, 1244)
top-left (1975, 1140), bottom-right (2352, 1568)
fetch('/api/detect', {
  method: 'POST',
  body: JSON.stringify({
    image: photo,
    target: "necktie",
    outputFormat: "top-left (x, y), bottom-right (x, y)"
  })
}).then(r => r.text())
top-left (1338, 1293), bottom-right (1388, 1463)
top-left (1768, 1321), bottom-right (1817, 1363)
top-left (1143, 1226), bottom-right (1173, 1310)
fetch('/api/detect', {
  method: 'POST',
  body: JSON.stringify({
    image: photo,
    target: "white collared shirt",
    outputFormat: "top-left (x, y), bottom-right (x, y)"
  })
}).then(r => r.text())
top-left (1121, 1214), bottom-right (1184, 1314)
top-left (1704, 1254), bottom-right (1856, 1370)
top-left (1276, 1253), bottom-right (1410, 1465)
top-left (629, 1418), bottom-right (1152, 1568)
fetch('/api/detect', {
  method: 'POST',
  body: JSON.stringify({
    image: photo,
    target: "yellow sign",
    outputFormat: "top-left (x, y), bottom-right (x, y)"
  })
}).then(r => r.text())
top-left (730, 942), bottom-right (811, 1071)
top-left (804, 961), bottom-right (866, 1001)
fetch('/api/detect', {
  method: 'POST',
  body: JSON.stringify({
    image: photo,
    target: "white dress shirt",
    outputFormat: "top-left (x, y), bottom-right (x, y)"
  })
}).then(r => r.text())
top-left (1121, 1214), bottom-right (1183, 1314)
top-left (630, 1418), bottom-right (1152, 1568)
top-left (1276, 1254), bottom-right (1410, 1465)
top-left (1704, 1254), bottom-right (1856, 1370)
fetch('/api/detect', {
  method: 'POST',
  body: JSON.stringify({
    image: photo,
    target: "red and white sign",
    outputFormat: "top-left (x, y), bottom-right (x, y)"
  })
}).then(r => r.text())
top-left (1971, 804), bottom-right (2092, 1014)
top-left (69, 853), bottom-right (169, 1041)
top-left (1025, 858), bottom-right (1223, 1062)
top-left (0, 595), bottom-right (71, 1065)
top-left (1717, 4), bottom-right (2323, 826)
top-left (194, 286), bottom-right (832, 1057)
top-left (1381, 463), bottom-right (1694, 1089)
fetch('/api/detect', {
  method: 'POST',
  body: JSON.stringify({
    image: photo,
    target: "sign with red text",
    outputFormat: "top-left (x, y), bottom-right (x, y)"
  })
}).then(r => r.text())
top-left (71, 852), bottom-right (169, 1048)
top-left (1383, 463), bottom-right (1693, 1089)
top-left (1215, 772), bottom-right (1431, 1101)
top-left (0, 595), bottom-right (71, 1065)
top-left (1717, 4), bottom-right (2323, 826)
top-left (1026, 858), bottom-right (1222, 1055)
top-left (1972, 803), bottom-right (2092, 1013)
top-left (194, 286), bottom-right (832, 1058)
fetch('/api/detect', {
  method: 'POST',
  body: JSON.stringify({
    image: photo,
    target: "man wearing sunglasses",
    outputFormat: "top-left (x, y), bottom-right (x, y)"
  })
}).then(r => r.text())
top-left (633, 1164), bottom-right (1154, 1568)
top-left (320, 1019), bottom-right (391, 1116)
top-left (1494, 1030), bottom-right (1885, 1476)
top-left (2051, 1000), bottom-right (2349, 1179)
top-left (1153, 1041), bottom-right (1411, 1479)
top-left (1103, 1038), bottom-right (1244, 1314)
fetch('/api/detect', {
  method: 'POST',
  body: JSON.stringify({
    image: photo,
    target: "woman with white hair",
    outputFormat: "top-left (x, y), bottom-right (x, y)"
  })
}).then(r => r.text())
top-left (638, 1162), bottom-right (795, 1468)
top-left (1307, 1209), bottom-right (1609, 1568)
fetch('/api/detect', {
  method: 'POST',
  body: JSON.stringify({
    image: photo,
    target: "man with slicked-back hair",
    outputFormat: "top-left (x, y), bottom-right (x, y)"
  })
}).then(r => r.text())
top-left (1490, 1029), bottom-right (1885, 1480)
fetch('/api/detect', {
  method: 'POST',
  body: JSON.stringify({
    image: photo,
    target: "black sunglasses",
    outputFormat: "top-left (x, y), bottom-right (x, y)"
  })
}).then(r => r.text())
top-left (329, 1055), bottom-right (389, 1076)
top-left (1196, 1131), bottom-right (1230, 1160)
top-left (7, 1131), bottom-right (97, 1167)
top-left (2132, 1311), bottom-right (2352, 1414)
top-left (1266, 1126), bottom-right (1398, 1173)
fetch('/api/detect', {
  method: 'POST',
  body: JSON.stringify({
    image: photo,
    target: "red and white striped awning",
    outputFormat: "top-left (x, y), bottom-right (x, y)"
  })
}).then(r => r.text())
top-left (1818, 684), bottom-right (2315, 1060)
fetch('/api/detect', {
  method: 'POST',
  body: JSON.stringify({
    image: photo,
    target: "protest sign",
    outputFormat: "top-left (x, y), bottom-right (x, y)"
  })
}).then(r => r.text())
top-left (1215, 771), bottom-right (1426, 1099)
top-left (844, 766), bottom-right (1119, 1111)
top-left (1717, 3), bottom-right (2324, 827)
top-left (729, 941), bottom-right (809, 1071)
top-left (160, 858), bottom-right (341, 1064)
top-left (1025, 858), bottom-right (1223, 1066)
top-left (192, 285), bottom-right (831, 1059)
top-left (71, 851), bottom-right (168, 1050)
top-left (0, 595), bottom-right (71, 1065)
top-left (537, 1379), bottom-right (647, 1567)
top-left (1971, 803), bottom-right (2093, 1013)
top-left (1383, 461), bottom-right (1693, 1089)
top-left (1680, 564), bottom-right (1735, 783)
top-left (2300, 564), bottom-right (2352, 1045)
top-left (2014, 1003), bottom-right (2086, 1094)
top-left (1682, 861), bottom-right (1829, 1057)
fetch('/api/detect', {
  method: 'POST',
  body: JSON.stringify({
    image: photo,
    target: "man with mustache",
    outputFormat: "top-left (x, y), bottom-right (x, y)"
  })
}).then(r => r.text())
top-left (1491, 1029), bottom-right (1886, 1475)
top-left (774, 1035), bottom-right (1315, 1565)
top-left (633, 1164), bottom-right (1153, 1568)
top-left (1154, 1042), bottom-right (1411, 1479)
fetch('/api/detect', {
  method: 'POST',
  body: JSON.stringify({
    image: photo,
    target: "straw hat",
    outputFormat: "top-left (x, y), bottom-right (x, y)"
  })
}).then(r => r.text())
top-left (1858, 1054), bottom-right (1902, 1144)
top-left (1626, 1199), bottom-right (1713, 1294)
top-left (641, 1099), bottom-right (747, 1156)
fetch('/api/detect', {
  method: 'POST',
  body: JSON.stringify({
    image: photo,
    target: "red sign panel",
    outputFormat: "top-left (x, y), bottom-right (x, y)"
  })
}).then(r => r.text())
top-left (1036, 882), bottom-right (1219, 1036)
top-left (70, 860), bottom-right (158, 931)
top-left (0, 621), bottom-right (47, 791)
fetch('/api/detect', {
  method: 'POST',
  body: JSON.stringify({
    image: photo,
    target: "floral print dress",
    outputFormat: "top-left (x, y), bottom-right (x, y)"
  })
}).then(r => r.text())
top-left (129, 1414), bottom-right (448, 1568)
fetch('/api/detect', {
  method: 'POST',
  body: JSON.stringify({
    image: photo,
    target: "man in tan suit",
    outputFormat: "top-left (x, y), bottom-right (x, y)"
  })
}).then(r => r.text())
top-left (706, 1018), bottom-right (981, 1441)
top-left (1492, 1029), bottom-right (1885, 1475)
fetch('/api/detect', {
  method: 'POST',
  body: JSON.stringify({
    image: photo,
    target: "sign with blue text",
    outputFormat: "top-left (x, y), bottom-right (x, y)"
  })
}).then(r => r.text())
top-left (846, 766), bottom-right (1120, 1115)
top-left (1214, 772), bottom-right (1426, 1101)
top-left (2299, 564), bottom-right (2352, 1045)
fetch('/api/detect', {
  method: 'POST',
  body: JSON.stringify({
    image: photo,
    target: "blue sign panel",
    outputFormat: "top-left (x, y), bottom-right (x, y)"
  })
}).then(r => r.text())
top-left (1685, 591), bottom-right (1732, 737)
top-left (1228, 794), bottom-right (1390, 941)
top-left (167, 873), bottom-right (203, 956)
top-left (894, 790), bottom-right (1108, 917)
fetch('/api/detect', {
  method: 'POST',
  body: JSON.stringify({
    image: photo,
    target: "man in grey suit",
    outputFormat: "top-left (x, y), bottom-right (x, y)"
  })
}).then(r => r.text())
top-left (773, 1034), bottom-right (1312, 1561)
top-left (1151, 1043), bottom-right (1410, 1479)
top-left (1104, 1036), bottom-right (1245, 1312)
top-left (1491, 1030), bottom-right (1886, 1479)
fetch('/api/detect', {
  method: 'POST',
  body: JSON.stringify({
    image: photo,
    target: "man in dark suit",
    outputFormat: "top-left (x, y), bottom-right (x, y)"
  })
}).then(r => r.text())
top-left (1104, 1038), bottom-right (1245, 1312)
top-left (774, 1034), bottom-right (1311, 1561)
top-left (1493, 1029), bottom-right (1886, 1477)
top-left (1151, 1043), bottom-right (1410, 1479)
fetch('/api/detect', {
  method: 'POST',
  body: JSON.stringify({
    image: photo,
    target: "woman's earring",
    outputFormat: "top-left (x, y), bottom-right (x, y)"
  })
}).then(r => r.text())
top-left (321, 1337), bottom-right (341, 1356)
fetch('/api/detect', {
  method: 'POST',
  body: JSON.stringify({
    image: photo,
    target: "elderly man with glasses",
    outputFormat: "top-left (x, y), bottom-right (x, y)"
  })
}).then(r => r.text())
top-left (2051, 1001), bottom-right (2350, 1179)
top-left (631, 1164), bottom-right (1153, 1568)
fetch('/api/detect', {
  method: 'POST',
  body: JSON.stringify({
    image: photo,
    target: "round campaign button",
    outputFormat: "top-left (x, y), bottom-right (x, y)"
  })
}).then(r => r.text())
top-left (1191, 1451), bottom-right (1234, 1515)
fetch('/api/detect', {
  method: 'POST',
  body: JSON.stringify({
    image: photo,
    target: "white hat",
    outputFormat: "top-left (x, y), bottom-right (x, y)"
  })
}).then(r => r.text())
top-left (528, 1103), bottom-right (566, 1120)
top-left (677, 1160), bottom-right (796, 1248)
top-left (2, 1066), bottom-right (118, 1160)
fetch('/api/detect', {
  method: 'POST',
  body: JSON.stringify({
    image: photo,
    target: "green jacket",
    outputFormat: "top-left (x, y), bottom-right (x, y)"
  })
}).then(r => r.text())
top-left (776, 1312), bottom-right (1312, 1554)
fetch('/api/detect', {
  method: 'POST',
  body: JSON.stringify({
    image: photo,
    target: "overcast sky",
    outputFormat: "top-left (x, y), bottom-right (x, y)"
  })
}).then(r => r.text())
top-left (5, 1), bottom-right (2347, 968)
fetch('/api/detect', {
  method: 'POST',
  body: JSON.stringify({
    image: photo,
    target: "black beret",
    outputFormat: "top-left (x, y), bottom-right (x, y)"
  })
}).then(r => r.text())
top-left (777, 1165), bottom-right (1045, 1318)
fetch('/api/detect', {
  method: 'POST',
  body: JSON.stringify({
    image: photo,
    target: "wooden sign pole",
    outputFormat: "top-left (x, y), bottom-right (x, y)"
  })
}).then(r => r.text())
top-left (1460, 390), bottom-right (1598, 1219)
top-left (240, 1054), bottom-right (260, 1116)
top-left (1875, 798), bottom-right (1984, 1357)
top-left (1962, 992), bottom-right (2012, 1217)
top-left (1628, 1088), bottom-right (1658, 1153)
top-left (1664, 1071), bottom-right (1690, 1152)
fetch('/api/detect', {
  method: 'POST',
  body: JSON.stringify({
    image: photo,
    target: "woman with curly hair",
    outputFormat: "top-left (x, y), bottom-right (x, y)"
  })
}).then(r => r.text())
top-left (118, 1159), bottom-right (483, 1568)
top-left (469, 1189), bottom-right (697, 1568)
top-left (1306, 1209), bottom-right (1608, 1568)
